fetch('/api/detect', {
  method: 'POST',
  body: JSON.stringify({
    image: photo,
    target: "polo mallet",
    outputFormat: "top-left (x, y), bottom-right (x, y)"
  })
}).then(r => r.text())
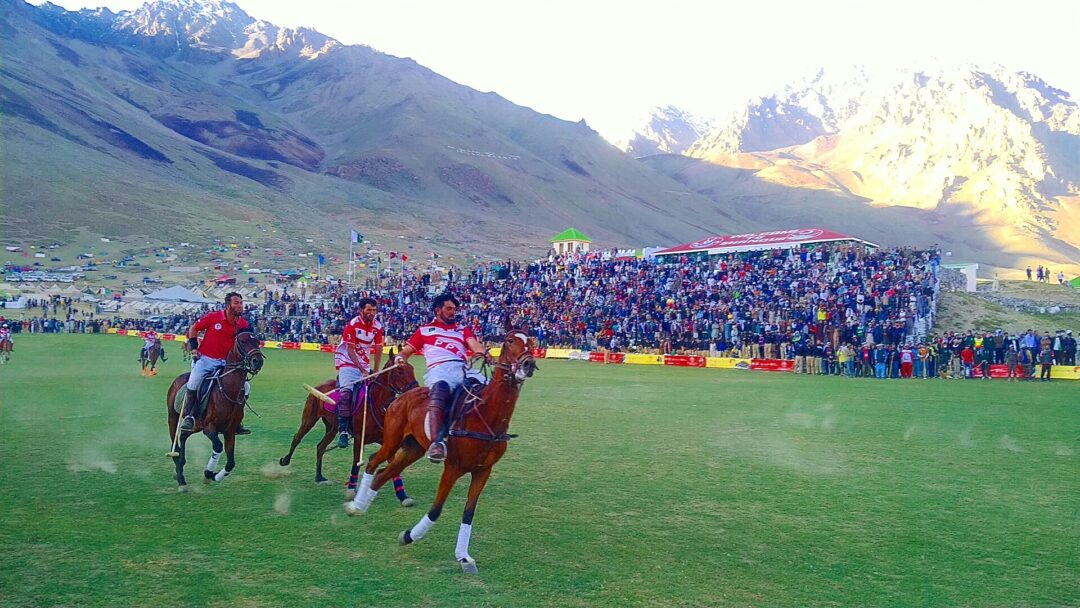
top-left (166, 391), bottom-right (188, 458)
top-left (302, 363), bottom-right (401, 404)
top-left (355, 385), bottom-right (369, 467)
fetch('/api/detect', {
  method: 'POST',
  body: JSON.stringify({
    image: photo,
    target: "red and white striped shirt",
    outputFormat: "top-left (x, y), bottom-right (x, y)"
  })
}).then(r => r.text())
top-left (407, 320), bottom-right (476, 371)
top-left (335, 316), bottom-right (384, 372)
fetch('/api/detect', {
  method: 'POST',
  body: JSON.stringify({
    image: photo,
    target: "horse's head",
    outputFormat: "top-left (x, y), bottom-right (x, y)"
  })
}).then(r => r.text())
top-left (499, 317), bottom-right (538, 383)
top-left (233, 328), bottom-right (265, 376)
top-left (384, 347), bottom-right (418, 394)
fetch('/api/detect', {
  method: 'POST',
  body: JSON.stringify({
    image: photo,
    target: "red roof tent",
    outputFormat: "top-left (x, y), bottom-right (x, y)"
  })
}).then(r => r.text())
top-left (654, 228), bottom-right (878, 256)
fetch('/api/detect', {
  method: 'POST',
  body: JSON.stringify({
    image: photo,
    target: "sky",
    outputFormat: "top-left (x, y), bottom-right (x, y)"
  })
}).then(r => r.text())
top-left (32, 0), bottom-right (1080, 141)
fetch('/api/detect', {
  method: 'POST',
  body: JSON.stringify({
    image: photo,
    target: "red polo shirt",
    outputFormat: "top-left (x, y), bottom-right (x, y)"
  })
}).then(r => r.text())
top-left (193, 311), bottom-right (250, 359)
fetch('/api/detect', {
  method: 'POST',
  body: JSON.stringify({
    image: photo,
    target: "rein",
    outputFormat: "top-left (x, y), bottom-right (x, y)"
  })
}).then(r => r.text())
top-left (454, 348), bottom-right (533, 443)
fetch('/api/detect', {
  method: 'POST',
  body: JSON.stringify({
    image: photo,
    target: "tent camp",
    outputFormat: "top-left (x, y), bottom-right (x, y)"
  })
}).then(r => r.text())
top-left (144, 285), bottom-right (215, 304)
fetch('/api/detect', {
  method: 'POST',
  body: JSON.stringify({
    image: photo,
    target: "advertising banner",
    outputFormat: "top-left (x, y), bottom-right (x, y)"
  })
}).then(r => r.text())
top-left (706, 357), bottom-right (752, 369)
top-left (663, 355), bottom-right (707, 367)
top-left (751, 359), bottom-right (794, 372)
top-left (625, 353), bottom-right (664, 365)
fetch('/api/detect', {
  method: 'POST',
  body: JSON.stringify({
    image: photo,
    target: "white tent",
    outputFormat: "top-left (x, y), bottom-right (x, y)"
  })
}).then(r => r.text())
top-left (144, 285), bottom-right (215, 304)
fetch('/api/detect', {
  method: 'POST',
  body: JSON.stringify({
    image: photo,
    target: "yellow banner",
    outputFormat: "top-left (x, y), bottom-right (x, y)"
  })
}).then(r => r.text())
top-left (1050, 365), bottom-right (1080, 380)
top-left (624, 353), bottom-right (663, 365)
top-left (545, 348), bottom-right (573, 359)
top-left (262, 340), bottom-right (281, 349)
top-left (706, 357), bottom-right (751, 369)
top-left (299, 342), bottom-right (320, 351)
top-left (107, 328), bottom-right (118, 334)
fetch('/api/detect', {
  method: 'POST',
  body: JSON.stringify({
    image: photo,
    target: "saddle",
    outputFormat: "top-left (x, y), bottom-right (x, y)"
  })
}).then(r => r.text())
top-left (172, 370), bottom-right (225, 420)
top-left (445, 379), bottom-right (485, 435)
top-left (320, 384), bottom-right (368, 417)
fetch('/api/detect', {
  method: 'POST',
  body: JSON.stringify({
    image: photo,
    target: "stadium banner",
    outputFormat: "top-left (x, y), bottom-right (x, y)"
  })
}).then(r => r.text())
top-left (281, 342), bottom-right (301, 350)
top-left (588, 352), bottom-right (625, 363)
top-left (545, 348), bottom-right (573, 359)
top-left (261, 340), bottom-right (280, 349)
top-left (1051, 365), bottom-right (1080, 380)
top-left (299, 342), bottom-right (320, 351)
top-left (107, 328), bottom-right (118, 334)
top-left (971, 364), bottom-right (1008, 379)
top-left (625, 353), bottom-right (664, 365)
top-left (751, 359), bottom-right (794, 372)
top-left (663, 355), bottom-right (707, 367)
top-left (532, 348), bottom-right (547, 359)
top-left (319, 344), bottom-right (336, 353)
top-left (567, 350), bottom-right (589, 360)
top-left (706, 357), bottom-right (751, 369)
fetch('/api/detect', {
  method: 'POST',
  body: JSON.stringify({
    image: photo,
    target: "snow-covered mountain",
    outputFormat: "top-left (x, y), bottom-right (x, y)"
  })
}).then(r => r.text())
top-left (638, 65), bottom-right (1080, 269)
top-left (619, 105), bottom-right (713, 157)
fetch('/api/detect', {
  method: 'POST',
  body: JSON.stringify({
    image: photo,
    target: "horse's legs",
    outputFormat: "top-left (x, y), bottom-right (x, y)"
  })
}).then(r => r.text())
top-left (400, 464), bottom-right (465, 545)
top-left (312, 418), bottom-right (336, 484)
top-left (392, 476), bottom-right (415, 506)
top-left (345, 439), bottom-right (423, 515)
top-left (213, 432), bottom-right (236, 482)
top-left (455, 467), bottom-right (493, 574)
top-left (278, 401), bottom-right (320, 467)
top-left (203, 432), bottom-right (224, 481)
top-left (173, 431), bottom-right (191, 488)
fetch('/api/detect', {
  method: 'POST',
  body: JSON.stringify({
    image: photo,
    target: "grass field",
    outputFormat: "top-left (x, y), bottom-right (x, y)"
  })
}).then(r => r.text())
top-left (1, 336), bottom-right (1077, 607)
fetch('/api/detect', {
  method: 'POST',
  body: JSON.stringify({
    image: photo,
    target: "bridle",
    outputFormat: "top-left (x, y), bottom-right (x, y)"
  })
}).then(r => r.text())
top-left (225, 332), bottom-right (264, 381)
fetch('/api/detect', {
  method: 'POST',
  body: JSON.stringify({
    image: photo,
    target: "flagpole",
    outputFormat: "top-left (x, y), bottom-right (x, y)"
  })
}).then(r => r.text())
top-left (348, 239), bottom-right (353, 289)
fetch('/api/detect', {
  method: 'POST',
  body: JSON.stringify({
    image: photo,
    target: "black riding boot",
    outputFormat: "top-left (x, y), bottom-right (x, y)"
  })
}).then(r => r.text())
top-left (336, 389), bottom-right (353, 448)
top-left (181, 388), bottom-right (198, 431)
top-left (425, 382), bottom-right (451, 463)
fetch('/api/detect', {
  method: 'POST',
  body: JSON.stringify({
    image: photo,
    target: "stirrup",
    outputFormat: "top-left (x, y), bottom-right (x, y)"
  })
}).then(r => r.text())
top-left (427, 441), bottom-right (447, 463)
top-left (180, 415), bottom-right (195, 431)
top-left (337, 432), bottom-right (349, 448)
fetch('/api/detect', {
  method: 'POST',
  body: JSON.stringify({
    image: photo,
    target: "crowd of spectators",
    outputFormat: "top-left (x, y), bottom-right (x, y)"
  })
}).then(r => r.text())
top-left (6, 244), bottom-right (1077, 384)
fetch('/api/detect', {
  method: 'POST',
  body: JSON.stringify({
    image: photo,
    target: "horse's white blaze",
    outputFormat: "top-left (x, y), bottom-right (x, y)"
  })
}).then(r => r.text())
top-left (410, 514), bottom-right (435, 541)
top-left (455, 523), bottom-right (473, 561)
top-left (513, 332), bottom-right (528, 346)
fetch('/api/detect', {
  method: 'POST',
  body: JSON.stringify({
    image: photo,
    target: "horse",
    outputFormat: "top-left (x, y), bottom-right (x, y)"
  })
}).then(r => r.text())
top-left (278, 349), bottom-right (420, 506)
top-left (141, 341), bottom-right (163, 376)
top-left (165, 329), bottom-right (264, 490)
top-left (344, 319), bottom-right (537, 574)
top-left (0, 337), bottom-right (11, 364)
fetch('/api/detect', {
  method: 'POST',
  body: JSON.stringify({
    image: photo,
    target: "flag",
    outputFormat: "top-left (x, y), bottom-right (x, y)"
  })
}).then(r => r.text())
top-left (389, 251), bottom-right (397, 259)
top-left (317, 254), bottom-right (325, 265)
top-left (350, 230), bottom-right (362, 244)
top-left (401, 254), bottom-right (408, 262)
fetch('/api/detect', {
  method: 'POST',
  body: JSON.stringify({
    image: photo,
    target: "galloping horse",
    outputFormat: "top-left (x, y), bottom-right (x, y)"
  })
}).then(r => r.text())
top-left (0, 337), bottom-right (12, 365)
top-left (165, 329), bottom-right (264, 490)
top-left (141, 341), bottom-right (163, 376)
top-left (278, 349), bottom-right (420, 506)
top-left (344, 319), bottom-right (537, 574)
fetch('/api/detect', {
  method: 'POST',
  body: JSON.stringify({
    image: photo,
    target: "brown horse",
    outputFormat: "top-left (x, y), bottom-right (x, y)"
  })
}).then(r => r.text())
top-left (344, 319), bottom-right (537, 574)
top-left (165, 329), bottom-right (264, 490)
top-left (0, 337), bottom-right (11, 365)
top-left (141, 341), bottom-right (163, 376)
top-left (278, 349), bottom-right (420, 506)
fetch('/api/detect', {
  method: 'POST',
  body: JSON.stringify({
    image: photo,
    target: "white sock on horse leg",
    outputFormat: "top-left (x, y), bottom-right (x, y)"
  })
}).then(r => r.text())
top-left (214, 469), bottom-right (230, 482)
top-left (351, 488), bottom-right (377, 510)
top-left (411, 515), bottom-right (435, 541)
top-left (455, 523), bottom-right (473, 561)
top-left (358, 472), bottom-right (374, 494)
top-left (206, 451), bottom-right (222, 472)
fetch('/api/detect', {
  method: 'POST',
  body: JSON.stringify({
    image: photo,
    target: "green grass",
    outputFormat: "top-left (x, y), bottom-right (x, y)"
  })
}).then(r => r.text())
top-left (1, 336), bottom-right (1078, 607)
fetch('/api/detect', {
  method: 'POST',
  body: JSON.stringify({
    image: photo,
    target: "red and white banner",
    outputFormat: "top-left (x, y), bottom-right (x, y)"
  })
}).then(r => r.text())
top-left (663, 355), bottom-right (706, 368)
top-left (656, 228), bottom-right (874, 256)
top-left (751, 359), bottom-right (794, 372)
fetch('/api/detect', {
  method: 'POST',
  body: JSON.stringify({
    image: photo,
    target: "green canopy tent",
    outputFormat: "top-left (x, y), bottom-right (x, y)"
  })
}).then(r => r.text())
top-left (1070, 276), bottom-right (1080, 288)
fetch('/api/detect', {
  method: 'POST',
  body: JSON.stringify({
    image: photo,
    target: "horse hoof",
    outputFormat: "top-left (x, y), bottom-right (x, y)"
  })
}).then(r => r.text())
top-left (177, 485), bottom-right (189, 493)
top-left (316, 480), bottom-right (332, 486)
top-left (343, 501), bottom-right (365, 517)
top-left (278, 457), bottom-right (289, 467)
top-left (400, 497), bottom-right (416, 508)
top-left (399, 530), bottom-right (413, 545)
top-left (344, 488), bottom-right (357, 500)
top-left (460, 558), bottom-right (478, 574)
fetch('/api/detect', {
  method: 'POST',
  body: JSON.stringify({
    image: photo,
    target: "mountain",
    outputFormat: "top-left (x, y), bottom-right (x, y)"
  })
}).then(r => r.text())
top-left (619, 105), bottom-right (713, 158)
top-left (636, 65), bottom-right (1080, 274)
top-left (0, 0), bottom-right (748, 270)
